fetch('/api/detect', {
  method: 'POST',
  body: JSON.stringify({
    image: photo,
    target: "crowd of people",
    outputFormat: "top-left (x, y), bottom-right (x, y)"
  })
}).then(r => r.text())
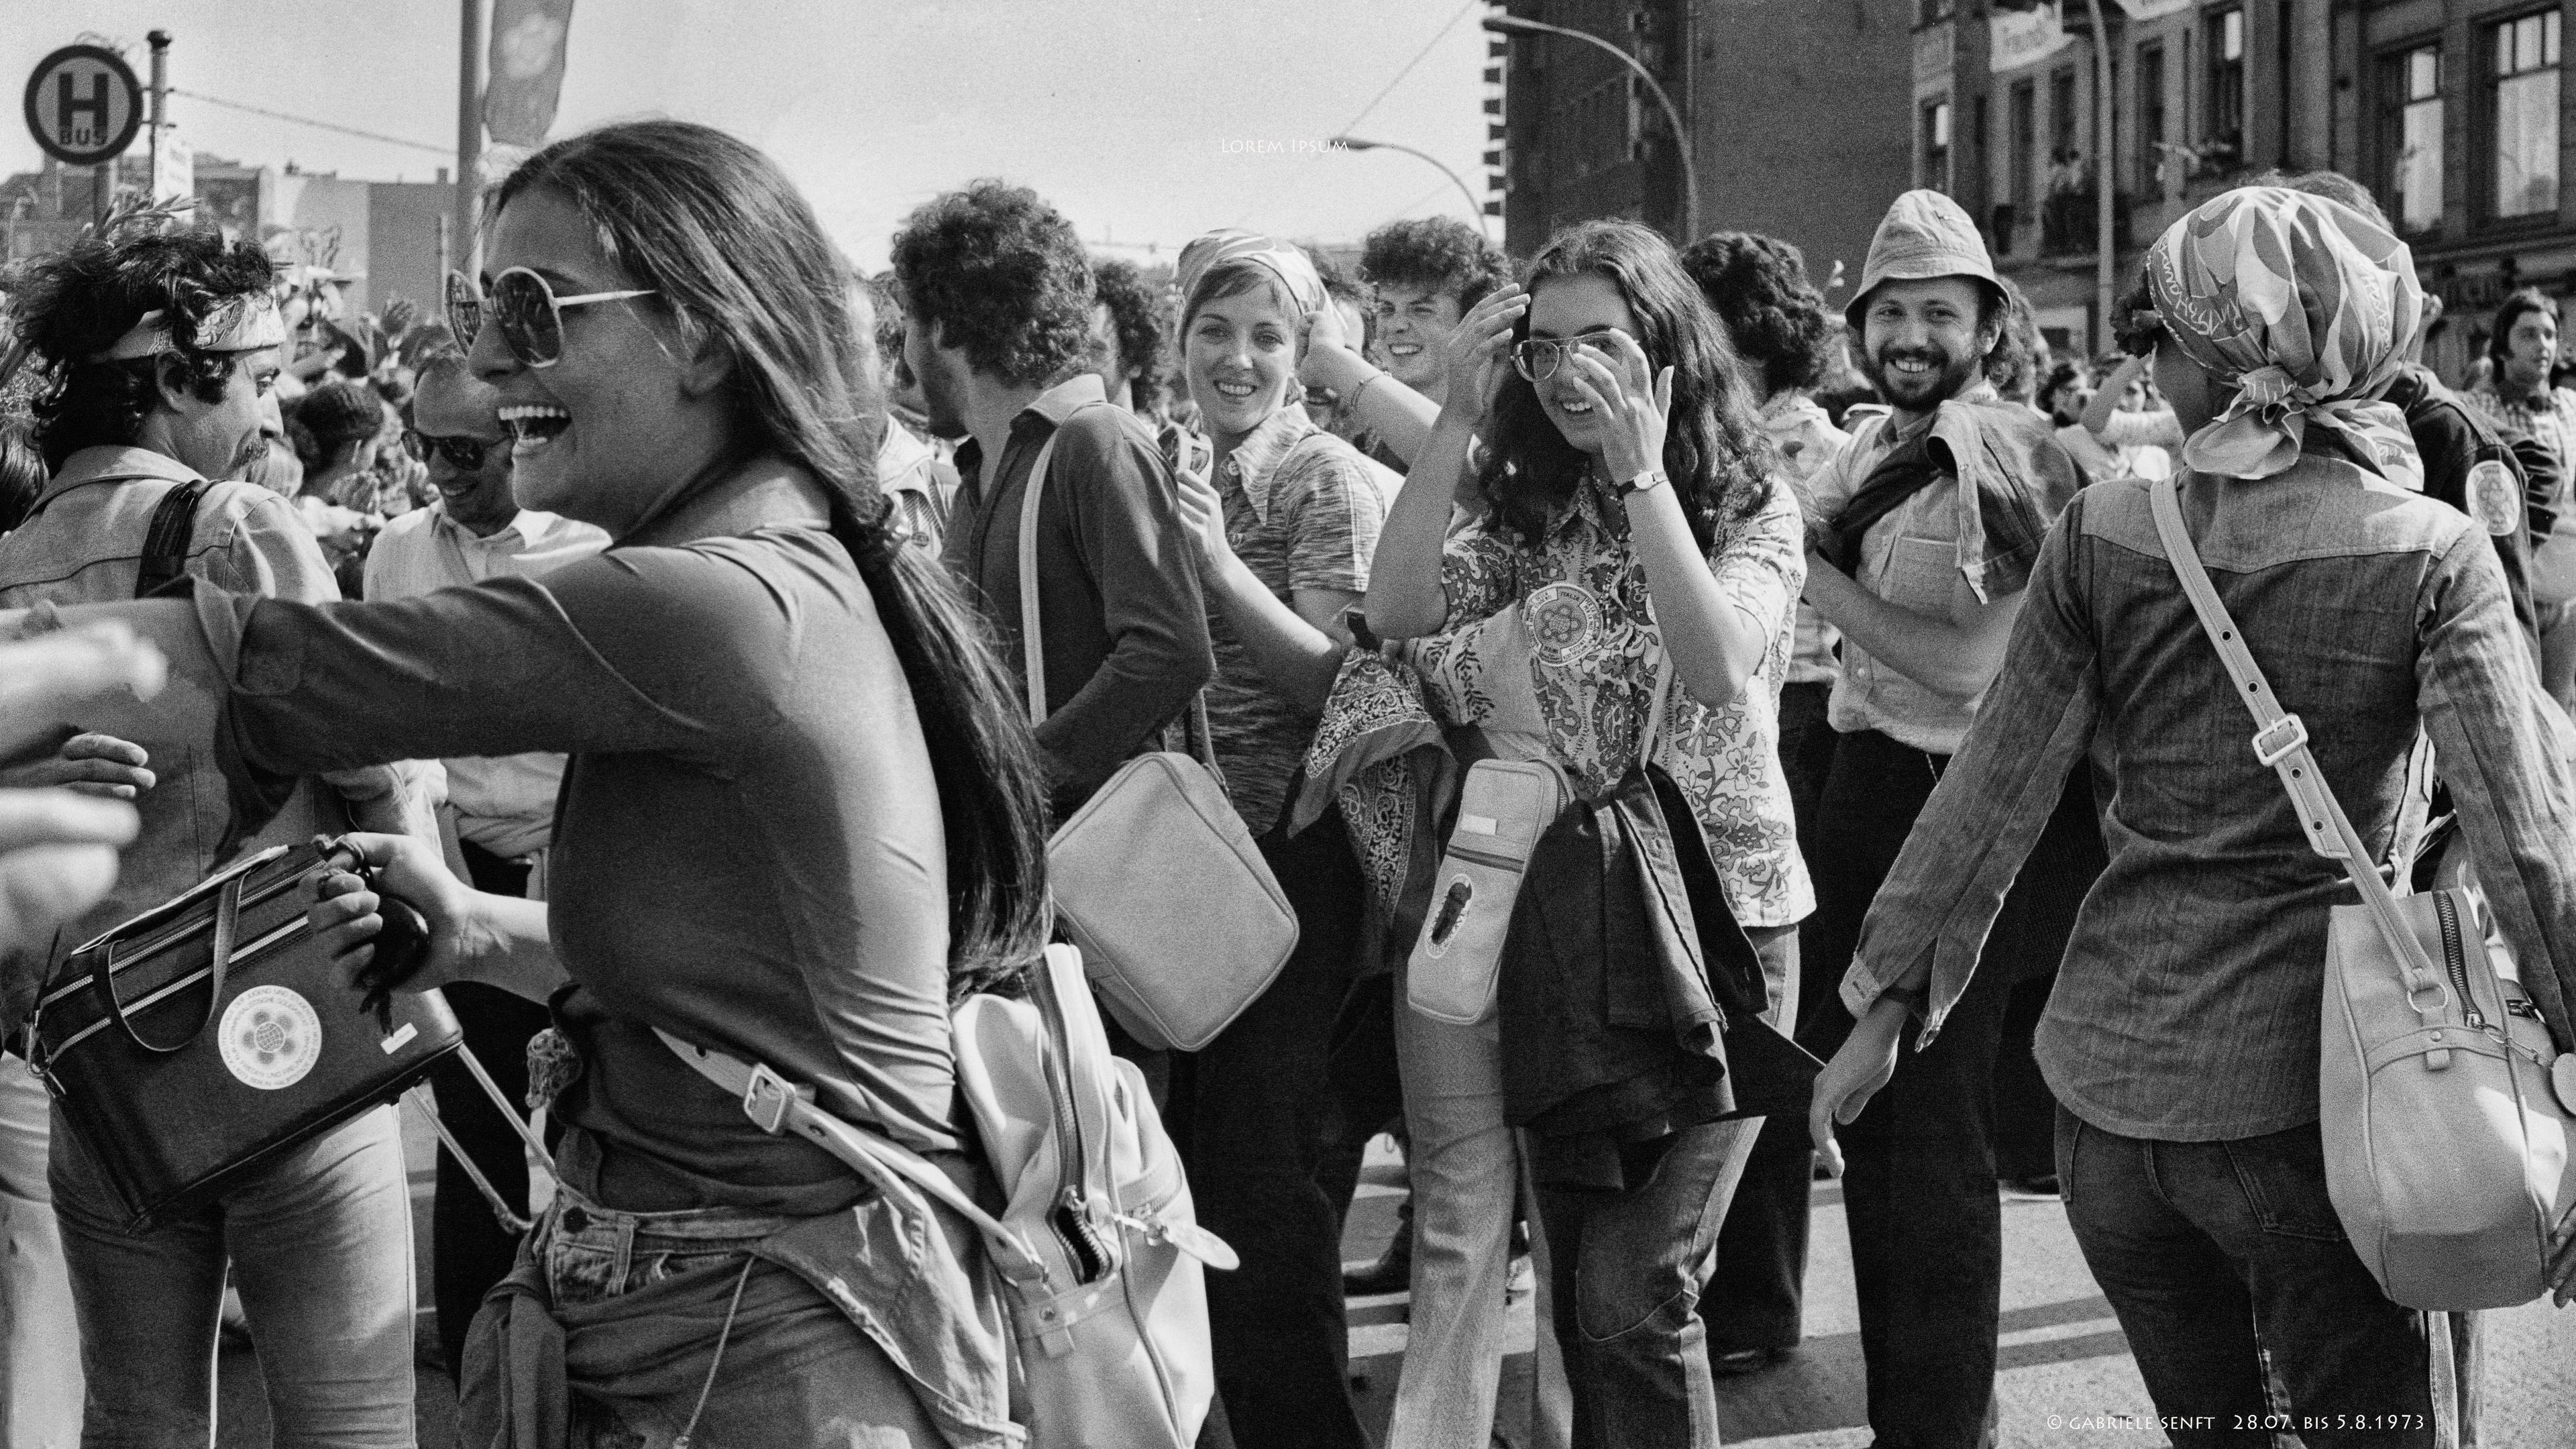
top-left (0, 115), bottom-right (2571, 1449)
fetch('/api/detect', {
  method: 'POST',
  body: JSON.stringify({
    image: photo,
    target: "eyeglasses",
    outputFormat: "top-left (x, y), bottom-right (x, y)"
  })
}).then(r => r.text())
top-left (445, 268), bottom-right (657, 370)
top-left (1511, 331), bottom-right (1617, 382)
top-left (404, 429), bottom-right (494, 471)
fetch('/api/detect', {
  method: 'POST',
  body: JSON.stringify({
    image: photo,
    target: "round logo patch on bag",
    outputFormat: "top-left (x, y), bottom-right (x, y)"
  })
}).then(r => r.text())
top-left (218, 985), bottom-right (323, 1091)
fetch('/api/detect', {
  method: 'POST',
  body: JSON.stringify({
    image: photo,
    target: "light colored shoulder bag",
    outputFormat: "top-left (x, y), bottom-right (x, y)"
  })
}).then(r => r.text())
top-left (661, 944), bottom-right (1233, 1448)
top-left (2151, 474), bottom-right (2576, 1310)
top-left (1020, 411), bottom-right (1299, 1051)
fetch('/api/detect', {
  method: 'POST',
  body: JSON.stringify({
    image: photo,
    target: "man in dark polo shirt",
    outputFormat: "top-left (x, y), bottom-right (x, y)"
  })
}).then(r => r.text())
top-left (892, 181), bottom-right (1214, 818)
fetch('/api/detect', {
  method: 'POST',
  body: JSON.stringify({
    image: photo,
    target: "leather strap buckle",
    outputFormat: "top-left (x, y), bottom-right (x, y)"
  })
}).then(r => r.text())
top-left (2252, 714), bottom-right (2309, 768)
top-left (742, 1063), bottom-right (800, 1135)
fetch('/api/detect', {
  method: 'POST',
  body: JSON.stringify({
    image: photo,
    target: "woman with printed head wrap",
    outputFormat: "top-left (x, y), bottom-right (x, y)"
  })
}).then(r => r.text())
top-left (1159, 226), bottom-right (1393, 1449)
top-left (1808, 186), bottom-right (2576, 1444)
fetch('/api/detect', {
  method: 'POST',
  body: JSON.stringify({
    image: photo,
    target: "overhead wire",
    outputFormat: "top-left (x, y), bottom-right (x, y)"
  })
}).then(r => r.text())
top-left (168, 89), bottom-right (454, 157)
top-left (1223, 0), bottom-right (1482, 231)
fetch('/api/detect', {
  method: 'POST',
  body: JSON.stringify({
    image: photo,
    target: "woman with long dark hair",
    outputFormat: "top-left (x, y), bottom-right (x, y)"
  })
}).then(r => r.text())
top-left (1366, 219), bottom-right (1811, 1447)
top-left (22, 119), bottom-right (1051, 1448)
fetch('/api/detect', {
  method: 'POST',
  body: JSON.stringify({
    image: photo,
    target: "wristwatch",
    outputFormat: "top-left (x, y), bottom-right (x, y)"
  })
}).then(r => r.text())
top-left (1615, 468), bottom-right (1670, 499)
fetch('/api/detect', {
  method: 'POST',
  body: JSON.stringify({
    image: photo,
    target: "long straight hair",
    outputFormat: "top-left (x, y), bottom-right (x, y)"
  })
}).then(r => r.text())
top-left (494, 121), bottom-right (1050, 999)
top-left (1478, 220), bottom-right (1774, 552)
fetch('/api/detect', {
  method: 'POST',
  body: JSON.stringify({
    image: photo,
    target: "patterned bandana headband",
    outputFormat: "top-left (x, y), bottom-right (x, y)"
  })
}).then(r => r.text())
top-left (2144, 186), bottom-right (2424, 483)
top-left (87, 291), bottom-right (288, 363)
top-left (1175, 228), bottom-right (1326, 321)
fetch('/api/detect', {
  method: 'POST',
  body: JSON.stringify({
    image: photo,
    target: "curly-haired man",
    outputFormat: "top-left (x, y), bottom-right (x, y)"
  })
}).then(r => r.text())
top-left (892, 180), bottom-right (1213, 818)
top-left (1085, 256), bottom-right (1171, 418)
top-left (1299, 217), bottom-right (1514, 470)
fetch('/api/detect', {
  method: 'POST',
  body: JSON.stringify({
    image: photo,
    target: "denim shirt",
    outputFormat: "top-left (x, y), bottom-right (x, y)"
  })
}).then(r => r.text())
top-left (1841, 455), bottom-right (2576, 1140)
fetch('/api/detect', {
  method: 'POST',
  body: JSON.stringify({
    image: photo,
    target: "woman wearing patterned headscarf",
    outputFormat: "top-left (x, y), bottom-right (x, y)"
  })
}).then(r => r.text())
top-left (1160, 227), bottom-right (1396, 1449)
top-left (1809, 186), bottom-right (2576, 1440)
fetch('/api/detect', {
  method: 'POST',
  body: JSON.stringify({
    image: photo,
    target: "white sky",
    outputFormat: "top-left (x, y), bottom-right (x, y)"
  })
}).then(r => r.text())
top-left (1, 0), bottom-right (1493, 268)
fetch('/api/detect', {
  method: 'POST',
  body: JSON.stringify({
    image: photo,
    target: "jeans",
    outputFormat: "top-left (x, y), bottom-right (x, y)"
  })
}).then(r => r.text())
top-left (52, 1103), bottom-right (416, 1448)
top-left (0, 1062), bottom-right (78, 1448)
top-left (429, 839), bottom-right (553, 1374)
top-left (527, 1186), bottom-right (943, 1448)
top-left (1169, 813), bottom-right (1368, 1449)
top-left (1386, 994), bottom-right (1515, 1449)
top-left (1533, 924), bottom-right (1798, 1449)
top-left (2057, 1109), bottom-right (2450, 1448)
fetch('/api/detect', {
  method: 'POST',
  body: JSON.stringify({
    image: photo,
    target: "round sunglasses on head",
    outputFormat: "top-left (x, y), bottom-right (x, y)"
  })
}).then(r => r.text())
top-left (445, 268), bottom-right (656, 369)
top-left (405, 429), bottom-right (494, 471)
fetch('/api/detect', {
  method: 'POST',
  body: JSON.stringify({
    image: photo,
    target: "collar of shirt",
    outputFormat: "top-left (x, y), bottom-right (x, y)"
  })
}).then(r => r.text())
top-left (1222, 404), bottom-right (1321, 525)
top-left (427, 500), bottom-right (569, 550)
top-left (952, 372), bottom-right (1109, 497)
top-left (35, 445), bottom-right (202, 512)
top-left (877, 418), bottom-right (938, 500)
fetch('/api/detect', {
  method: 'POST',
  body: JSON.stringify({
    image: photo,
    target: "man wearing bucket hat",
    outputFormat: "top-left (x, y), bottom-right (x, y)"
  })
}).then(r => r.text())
top-left (1715, 189), bottom-right (2091, 1444)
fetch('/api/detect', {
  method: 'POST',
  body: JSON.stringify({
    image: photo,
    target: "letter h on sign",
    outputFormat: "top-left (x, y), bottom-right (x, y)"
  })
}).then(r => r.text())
top-left (56, 70), bottom-right (107, 146)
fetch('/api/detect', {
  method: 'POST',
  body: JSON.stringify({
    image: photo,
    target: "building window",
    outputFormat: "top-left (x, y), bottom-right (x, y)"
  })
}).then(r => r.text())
top-left (1923, 97), bottom-right (1953, 191)
top-left (2139, 42), bottom-right (2167, 194)
top-left (2490, 11), bottom-right (2561, 221)
top-left (2377, 44), bottom-right (2443, 234)
top-left (2206, 6), bottom-right (2245, 170)
top-left (1919, 0), bottom-right (1954, 23)
top-left (2010, 79), bottom-right (2038, 211)
top-left (2050, 66), bottom-right (2079, 161)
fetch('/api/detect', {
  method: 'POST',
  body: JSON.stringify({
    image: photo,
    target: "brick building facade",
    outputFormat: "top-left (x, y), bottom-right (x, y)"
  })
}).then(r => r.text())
top-left (1914, 0), bottom-right (2576, 384)
top-left (1497, 0), bottom-right (1916, 292)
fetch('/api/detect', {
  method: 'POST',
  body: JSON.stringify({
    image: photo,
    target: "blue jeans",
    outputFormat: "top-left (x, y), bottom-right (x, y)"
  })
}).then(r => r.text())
top-left (1532, 924), bottom-right (1796, 1449)
top-left (2057, 1109), bottom-right (2449, 1448)
top-left (51, 1104), bottom-right (416, 1448)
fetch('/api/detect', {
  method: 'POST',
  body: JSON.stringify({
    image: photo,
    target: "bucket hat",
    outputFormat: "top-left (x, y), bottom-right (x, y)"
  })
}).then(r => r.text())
top-left (1844, 189), bottom-right (2002, 331)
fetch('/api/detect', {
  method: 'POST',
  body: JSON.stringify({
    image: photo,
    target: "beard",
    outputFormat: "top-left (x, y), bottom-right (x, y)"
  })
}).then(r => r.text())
top-left (1862, 339), bottom-right (1985, 411)
top-left (912, 348), bottom-right (969, 440)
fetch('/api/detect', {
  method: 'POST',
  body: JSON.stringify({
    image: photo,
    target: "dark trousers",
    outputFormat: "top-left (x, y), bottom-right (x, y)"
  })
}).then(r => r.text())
top-left (1538, 925), bottom-right (1797, 1449)
top-left (1715, 729), bottom-right (2101, 1446)
top-left (1703, 680), bottom-right (1836, 1353)
top-left (1169, 814), bottom-right (1368, 1449)
top-left (427, 840), bottom-right (551, 1374)
top-left (2058, 1110), bottom-right (2447, 1448)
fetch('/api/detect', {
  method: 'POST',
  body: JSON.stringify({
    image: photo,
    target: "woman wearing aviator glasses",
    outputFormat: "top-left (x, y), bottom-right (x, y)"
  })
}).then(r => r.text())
top-left (23, 119), bottom-right (1055, 1446)
top-left (1361, 219), bottom-right (1810, 1448)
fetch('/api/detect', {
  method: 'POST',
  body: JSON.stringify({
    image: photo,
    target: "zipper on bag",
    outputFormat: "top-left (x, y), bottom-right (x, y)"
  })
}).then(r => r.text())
top-left (1030, 967), bottom-right (1108, 1285)
top-left (2434, 892), bottom-right (2485, 1030)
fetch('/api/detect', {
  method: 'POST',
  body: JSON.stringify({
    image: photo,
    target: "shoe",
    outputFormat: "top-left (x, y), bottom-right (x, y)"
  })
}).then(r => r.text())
top-left (2000, 1175), bottom-right (2061, 1199)
top-left (1344, 1234), bottom-right (1412, 1295)
top-left (1709, 1346), bottom-right (1788, 1377)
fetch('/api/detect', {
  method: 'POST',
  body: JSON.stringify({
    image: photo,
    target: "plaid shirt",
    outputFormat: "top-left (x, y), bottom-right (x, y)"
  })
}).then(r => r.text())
top-left (1842, 455), bottom-right (2576, 1140)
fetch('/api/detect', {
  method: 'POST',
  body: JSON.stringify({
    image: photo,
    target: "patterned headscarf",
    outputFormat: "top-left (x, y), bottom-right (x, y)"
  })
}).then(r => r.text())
top-left (1175, 229), bottom-right (1326, 323)
top-left (2145, 186), bottom-right (2424, 483)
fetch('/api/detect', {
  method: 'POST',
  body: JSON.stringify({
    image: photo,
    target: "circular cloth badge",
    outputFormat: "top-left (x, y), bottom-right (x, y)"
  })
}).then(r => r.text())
top-left (1524, 581), bottom-right (1606, 667)
top-left (219, 985), bottom-right (325, 1091)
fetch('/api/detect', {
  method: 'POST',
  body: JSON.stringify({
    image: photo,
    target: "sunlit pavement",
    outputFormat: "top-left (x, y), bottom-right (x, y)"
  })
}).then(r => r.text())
top-left (211, 1120), bottom-right (2576, 1446)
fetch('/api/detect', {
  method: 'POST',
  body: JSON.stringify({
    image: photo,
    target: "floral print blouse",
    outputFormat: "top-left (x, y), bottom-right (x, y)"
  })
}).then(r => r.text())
top-left (1406, 471), bottom-right (1814, 928)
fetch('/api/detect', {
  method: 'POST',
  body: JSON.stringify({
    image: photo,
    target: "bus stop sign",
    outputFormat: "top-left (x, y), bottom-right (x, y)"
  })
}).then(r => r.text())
top-left (24, 45), bottom-right (144, 167)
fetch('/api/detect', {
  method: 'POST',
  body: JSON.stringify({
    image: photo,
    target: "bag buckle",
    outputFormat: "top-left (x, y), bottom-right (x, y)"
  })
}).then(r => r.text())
top-left (2251, 714), bottom-right (2309, 768)
top-left (741, 1063), bottom-right (801, 1135)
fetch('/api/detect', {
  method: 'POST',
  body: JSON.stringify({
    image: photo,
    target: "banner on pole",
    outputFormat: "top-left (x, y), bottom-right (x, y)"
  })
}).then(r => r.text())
top-left (153, 127), bottom-right (191, 205)
top-left (484, 0), bottom-right (575, 148)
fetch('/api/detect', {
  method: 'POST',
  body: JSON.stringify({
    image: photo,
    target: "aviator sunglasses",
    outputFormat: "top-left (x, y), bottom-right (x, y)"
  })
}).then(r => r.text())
top-left (1511, 330), bottom-right (1621, 383)
top-left (445, 268), bottom-right (657, 370)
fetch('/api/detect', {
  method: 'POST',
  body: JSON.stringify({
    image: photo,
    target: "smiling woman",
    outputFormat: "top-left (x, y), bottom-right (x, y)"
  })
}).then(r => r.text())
top-left (26, 119), bottom-right (1055, 1449)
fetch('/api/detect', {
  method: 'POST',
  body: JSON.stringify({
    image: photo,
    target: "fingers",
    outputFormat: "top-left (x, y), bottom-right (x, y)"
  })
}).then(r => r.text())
top-left (0, 789), bottom-right (140, 853)
top-left (1566, 347), bottom-right (1630, 409)
top-left (1603, 329), bottom-right (1656, 396)
top-left (1654, 365), bottom-right (1675, 421)
top-left (1807, 1101), bottom-right (1844, 1178)
top-left (304, 876), bottom-right (384, 986)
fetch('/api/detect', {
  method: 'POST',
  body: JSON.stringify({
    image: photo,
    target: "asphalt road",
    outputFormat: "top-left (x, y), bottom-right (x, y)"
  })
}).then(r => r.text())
top-left (208, 1124), bottom-right (2576, 1447)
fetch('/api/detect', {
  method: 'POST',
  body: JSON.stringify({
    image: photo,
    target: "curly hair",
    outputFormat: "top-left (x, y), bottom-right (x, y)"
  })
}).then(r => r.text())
top-left (1479, 220), bottom-right (1775, 554)
top-left (1676, 231), bottom-right (1833, 399)
top-left (1090, 257), bottom-right (1171, 413)
top-left (1359, 217), bottom-right (1513, 313)
top-left (5, 227), bottom-right (274, 469)
top-left (291, 380), bottom-right (385, 468)
top-left (890, 180), bottom-right (1094, 390)
top-left (0, 426), bottom-right (44, 533)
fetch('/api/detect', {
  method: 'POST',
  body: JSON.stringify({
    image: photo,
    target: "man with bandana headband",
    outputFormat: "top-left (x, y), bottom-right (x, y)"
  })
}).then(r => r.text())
top-left (0, 224), bottom-right (436, 1444)
top-left (1776, 188), bottom-right (2094, 1449)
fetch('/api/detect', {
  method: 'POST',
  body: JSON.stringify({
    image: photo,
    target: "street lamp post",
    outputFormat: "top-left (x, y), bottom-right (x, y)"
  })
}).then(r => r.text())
top-left (1483, 13), bottom-right (1698, 244)
top-left (2086, 0), bottom-right (2114, 352)
top-left (1332, 135), bottom-right (1493, 240)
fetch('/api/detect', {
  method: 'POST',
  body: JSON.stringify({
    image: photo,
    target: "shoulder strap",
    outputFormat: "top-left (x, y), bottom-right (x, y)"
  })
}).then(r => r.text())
top-left (2146, 476), bottom-right (2447, 991)
top-left (653, 1024), bottom-right (1051, 1287)
top-left (135, 478), bottom-right (211, 598)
